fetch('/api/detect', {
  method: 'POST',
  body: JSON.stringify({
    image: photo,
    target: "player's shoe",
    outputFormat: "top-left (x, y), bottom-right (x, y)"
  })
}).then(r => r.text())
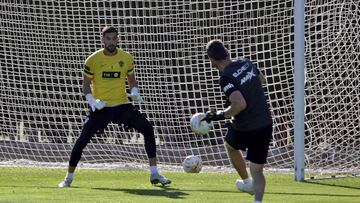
top-left (150, 173), bottom-right (171, 186)
top-left (235, 179), bottom-right (254, 195)
top-left (58, 178), bottom-right (72, 188)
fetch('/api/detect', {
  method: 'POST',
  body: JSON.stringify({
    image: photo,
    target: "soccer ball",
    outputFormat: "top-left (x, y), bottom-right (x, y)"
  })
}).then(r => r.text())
top-left (182, 155), bottom-right (202, 173)
top-left (190, 113), bottom-right (211, 135)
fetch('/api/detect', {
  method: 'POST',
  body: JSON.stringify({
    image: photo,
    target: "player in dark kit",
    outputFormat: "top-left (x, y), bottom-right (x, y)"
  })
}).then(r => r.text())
top-left (58, 26), bottom-right (171, 188)
top-left (202, 40), bottom-right (272, 203)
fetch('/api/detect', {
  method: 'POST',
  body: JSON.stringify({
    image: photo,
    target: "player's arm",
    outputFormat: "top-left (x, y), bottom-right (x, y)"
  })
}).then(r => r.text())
top-left (253, 64), bottom-right (266, 84)
top-left (219, 76), bottom-right (247, 118)
top-left (258, 71), bottom-right (266, 84)
top-left (203, 76), bottom-right (246, 122)
top-left (83, 65), bottom-right (106, 111)
top-left (83, 75), bottom-right (92, 95)
top-left (127, 73), bottom-right (138, 90)
top-left (127, 73), bottom-right (143, 102)
top-left (223, 90), bottom-right (247, 118)
top-left (125, 54), bottom-right (143, 102)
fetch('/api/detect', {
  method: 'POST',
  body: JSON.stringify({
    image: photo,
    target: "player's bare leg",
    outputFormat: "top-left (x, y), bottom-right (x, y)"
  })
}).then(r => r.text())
top-left (225, 142), bottom-right (249, 179)
top-left (225, 142), bottom-right (254, 194)
top-left (250, 162), bottom-right (265, 201)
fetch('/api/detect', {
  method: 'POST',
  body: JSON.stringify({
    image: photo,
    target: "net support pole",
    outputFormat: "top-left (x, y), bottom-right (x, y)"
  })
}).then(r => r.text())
top-left (18, 120), bottom-right (25, 142)
top-left (294, 0), bottom-right (305, 181)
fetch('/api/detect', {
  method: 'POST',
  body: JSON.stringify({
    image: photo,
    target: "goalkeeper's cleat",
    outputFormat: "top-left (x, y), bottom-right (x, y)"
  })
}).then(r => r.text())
top-left (235, 179), bottom-right (254, 195)
top-left (58, 178), bottom-right (72, 188)
top-left (150, 173), bottom-right (171, 186)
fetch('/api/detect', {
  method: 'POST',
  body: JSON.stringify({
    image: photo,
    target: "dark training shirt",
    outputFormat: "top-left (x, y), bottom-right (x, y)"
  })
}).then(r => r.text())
top-left (219, 59), bottom-right (272, 131)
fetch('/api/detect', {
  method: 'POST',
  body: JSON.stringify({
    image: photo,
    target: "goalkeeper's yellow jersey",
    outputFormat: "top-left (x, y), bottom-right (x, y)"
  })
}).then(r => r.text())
top-left (83, 48), bottom-right (134, 106)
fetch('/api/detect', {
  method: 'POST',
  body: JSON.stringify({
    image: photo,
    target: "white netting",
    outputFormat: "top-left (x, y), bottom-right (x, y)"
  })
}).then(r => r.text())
top-left (0, 0), bottom-right (359, 179)
top-left (303, 0), bottom-right (360, 178)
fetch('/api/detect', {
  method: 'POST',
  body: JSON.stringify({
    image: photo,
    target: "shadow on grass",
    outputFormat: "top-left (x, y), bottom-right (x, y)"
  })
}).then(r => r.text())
top-left (266, 178), bottom-right (360, 198)
top-left (267, 191), bottom-right (360, 198)
top-left (92, 186), bottom-right (241, 199)
top-left (92, 186), bottom-right (188, 199)
top-left (304, 179), bottom-right (360, 190)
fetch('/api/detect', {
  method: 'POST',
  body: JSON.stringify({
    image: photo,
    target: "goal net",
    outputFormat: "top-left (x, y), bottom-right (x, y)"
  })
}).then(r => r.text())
top-left (1, 1), bottom-right (359, 179)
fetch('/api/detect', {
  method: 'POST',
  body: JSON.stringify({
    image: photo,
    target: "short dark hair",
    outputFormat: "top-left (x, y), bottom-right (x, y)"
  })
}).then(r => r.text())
top-left (102, 26), bottom-right (118, 36)
top-left (206, 40), bottom-right (229, 60)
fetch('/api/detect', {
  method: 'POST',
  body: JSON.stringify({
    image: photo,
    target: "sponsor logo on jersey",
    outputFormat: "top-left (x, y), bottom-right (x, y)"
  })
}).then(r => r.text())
top-left (223, 83), bottom-right (234, 92)
top-left (102, 71), bottom-right (121, 78)
top-left (232, 62), bottom-right (250, 78)
top-left (240, 70), bottom-right (256, 85)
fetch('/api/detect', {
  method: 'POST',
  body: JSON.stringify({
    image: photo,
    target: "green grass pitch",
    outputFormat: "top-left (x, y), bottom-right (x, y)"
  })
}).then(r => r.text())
top-left (0, 167), bottom-right (359, 203)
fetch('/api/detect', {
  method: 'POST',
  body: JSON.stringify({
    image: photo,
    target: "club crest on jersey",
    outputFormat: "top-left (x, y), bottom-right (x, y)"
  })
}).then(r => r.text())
top-left (102, 71), bottom-right (121, 78)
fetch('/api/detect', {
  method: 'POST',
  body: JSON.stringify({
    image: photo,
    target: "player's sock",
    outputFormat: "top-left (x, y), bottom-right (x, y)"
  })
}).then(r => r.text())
top-left (149, 166), bottom-right (158, 175)
top-left (254, 201), bottom-right (262, 203)
top-left (65, 172), bottom-right (74, 180)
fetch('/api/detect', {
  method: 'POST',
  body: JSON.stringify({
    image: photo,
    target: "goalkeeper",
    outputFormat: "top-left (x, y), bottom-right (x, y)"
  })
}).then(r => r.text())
top-left (201, 40), bottom-right (272, 203)
top-left (58, 26), bottom-right (171, 187)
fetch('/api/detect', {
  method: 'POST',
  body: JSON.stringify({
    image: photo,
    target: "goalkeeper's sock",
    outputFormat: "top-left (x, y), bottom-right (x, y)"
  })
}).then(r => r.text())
top-left (149, 166), bottom-right (158, 175)
top-left (65, 172), bottom-right (74, 180)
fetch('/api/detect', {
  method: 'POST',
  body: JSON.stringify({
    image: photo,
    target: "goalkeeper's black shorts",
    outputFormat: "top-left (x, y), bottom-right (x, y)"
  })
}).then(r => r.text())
top-left (225, 123), bottom-right (273, 164)
top-left (85, 103), bottom-right (150, 134)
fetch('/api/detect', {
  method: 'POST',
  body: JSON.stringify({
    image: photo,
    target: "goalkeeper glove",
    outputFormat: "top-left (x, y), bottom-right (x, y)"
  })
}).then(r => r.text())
top-left (202, 110), bottom-right (225, 123)
top-left (85, 94), bottom-right (106, 111)
top-left (127, 87), bottom-right (143, 102)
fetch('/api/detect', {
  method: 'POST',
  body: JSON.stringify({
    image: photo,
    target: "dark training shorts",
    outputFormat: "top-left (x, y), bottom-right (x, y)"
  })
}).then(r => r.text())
top-left (225, 123), bottom-right (273, 164)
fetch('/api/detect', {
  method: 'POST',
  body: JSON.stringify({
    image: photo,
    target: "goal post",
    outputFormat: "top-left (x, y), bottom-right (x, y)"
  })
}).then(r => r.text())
top-left (293, 0), bottom-right (305, 182)
top-left (1, 0), bottom-right (359, 180)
